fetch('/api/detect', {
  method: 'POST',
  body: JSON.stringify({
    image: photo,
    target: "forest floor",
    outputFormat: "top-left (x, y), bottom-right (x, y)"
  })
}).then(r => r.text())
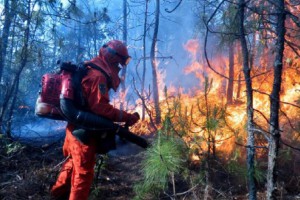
top-left (0, 135), bottom-right (152, 200)
top-left (0, 135), bottom-right (300, 200)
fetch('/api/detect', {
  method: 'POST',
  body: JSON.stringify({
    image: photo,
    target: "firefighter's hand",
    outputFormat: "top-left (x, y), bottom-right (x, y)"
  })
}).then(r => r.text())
top-left (126, 112), bottom-right (140, 126)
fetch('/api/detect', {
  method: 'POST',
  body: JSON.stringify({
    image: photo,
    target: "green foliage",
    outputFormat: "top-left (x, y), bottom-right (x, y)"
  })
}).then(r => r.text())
top-left (227, 151), bottom-right (266, 185)
top-left (227, 160), bottom-right (247, 178)
top-left (134, 129), bottom-right (188, 200)
top-left (205, 105), bottom-right (226, 131)
top-left (89, 187), bottom-right (101, 200)
top-left (0, 136), bottom-right (25, 156)
top-left (253, 161), bottom-right (265, 184)
top-left (6, 142), bottom-right (24, 155)
top-left (278, 147), bottom-right (293, 164)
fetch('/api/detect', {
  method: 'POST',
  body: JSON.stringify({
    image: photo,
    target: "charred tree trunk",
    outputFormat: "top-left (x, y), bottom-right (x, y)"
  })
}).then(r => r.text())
top-left (141, 0), bottom-right (149, 120)
top-left (236, 72), bottom-right (242, 99)
top-left (238, 0), bottom-right (257, 199)
top-left (120, 0), bottom-right (128, 111)
top-left (249, 32), bottom-right (256, 69)
top-left (227, 42), bottom-right (234, 104)
top-left (266, 0), bottom-right (286, 199)
top-left (150, 0), bottom-right (161, 124)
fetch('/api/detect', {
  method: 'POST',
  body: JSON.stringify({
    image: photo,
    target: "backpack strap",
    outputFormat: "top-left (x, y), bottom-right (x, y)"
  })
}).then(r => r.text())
top-left (73, 62), bottom-right (112, 109)
top-left (84, 62), bottom-right (112, 87)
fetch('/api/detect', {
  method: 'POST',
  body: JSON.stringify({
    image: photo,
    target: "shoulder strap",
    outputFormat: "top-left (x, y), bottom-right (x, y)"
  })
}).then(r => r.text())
top-left (84, 62), bottom-right (112, 86)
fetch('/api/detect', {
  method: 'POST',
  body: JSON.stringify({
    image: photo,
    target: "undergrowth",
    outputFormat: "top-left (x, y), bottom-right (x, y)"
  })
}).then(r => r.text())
top-left (134, 118), bottom-right (188, 200)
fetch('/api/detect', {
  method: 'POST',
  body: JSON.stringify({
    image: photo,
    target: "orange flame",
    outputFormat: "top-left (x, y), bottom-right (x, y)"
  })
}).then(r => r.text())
top-left (131, 38), bottom-right (300, 161)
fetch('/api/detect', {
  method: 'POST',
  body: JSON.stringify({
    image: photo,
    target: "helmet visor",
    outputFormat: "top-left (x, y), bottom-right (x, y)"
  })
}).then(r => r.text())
top-left (105, 45), bottom-right (131, 66)
top-left (115, 52), bottom-right (131, 66)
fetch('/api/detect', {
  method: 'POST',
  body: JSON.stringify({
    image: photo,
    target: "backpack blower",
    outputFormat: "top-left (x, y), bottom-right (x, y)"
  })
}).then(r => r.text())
top-left (35, 62), bottom-right (149, 149)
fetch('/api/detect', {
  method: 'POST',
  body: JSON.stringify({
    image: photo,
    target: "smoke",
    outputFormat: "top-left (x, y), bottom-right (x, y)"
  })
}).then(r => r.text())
top-left (11, 118), bottom-right (66, 145)
top-left (9, 0), bottom-right (203, 141)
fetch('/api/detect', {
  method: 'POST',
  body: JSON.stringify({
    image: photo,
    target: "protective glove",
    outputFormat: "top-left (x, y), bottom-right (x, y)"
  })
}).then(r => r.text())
top-left (126, 112), bottom-right (140, 126)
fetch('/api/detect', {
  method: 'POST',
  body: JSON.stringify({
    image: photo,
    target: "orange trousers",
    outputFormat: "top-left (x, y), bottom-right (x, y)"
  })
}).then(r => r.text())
top-left (51, 124), bottom-right (96, 200)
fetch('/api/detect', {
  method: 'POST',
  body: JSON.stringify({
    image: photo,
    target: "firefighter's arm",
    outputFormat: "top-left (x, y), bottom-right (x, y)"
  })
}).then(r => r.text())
top-left (82, 74), bottom-right (139, 125)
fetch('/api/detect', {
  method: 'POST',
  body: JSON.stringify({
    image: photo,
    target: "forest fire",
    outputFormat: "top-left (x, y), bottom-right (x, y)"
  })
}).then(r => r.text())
top-left (1, 0), bottom-right (300, 199)
top-left (131, 38), bottom-right (300, 161)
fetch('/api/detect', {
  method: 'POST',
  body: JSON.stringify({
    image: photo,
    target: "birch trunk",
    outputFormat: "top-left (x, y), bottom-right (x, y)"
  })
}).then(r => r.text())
top-left (238, 0), bottom-right (256, 199)
top-left (266, 0), bottom-right (285, 199)
top-left (141, 0), bottom-right (149, 120)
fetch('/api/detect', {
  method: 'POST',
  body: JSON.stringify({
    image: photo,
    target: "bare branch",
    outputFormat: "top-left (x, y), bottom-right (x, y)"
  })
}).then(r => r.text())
top-left (286, 10), bottom-right (300, 28)
top-left (235, 141), bottom-right (268, 149)
top-left (279, 109), bottom-right (296, 130)
top-left (253, 89), bottom-right (300, 109)
top-left (280, 139), bottom-right (300, 151)
top-left (254, 108), bottom-right (271, 125)
top-left (285, 39), bottom-right (300, 57)
top-left (165, 0), bottom-right (183, 13)
top-left (249, 128), bottom-right (270, 141)
top-left (132, 77), bottom-right (158, 131)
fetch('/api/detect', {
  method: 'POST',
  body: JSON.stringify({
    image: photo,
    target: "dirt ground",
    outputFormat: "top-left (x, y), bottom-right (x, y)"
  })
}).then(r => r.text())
top-left (0, 137), bottom-right (147, 200)
top-left (1, 136), bottom-right (300, 200)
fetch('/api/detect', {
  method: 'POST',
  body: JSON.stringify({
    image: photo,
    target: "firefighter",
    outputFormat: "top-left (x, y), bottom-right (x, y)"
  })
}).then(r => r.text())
top-left (50, 40), bottom-right (140, 200)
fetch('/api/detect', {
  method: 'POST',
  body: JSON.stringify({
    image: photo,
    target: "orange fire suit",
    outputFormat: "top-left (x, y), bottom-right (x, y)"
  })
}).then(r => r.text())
top-left (51, 57), bottom-right (139, 200)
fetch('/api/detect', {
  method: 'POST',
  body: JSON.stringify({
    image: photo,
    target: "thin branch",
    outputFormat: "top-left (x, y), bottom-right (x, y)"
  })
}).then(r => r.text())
top-left (285, 39), bottom-right (300, 57)
top-left (253, 108), bottom-right (270, 125)
top-left (286, 10), bottom-right (300, 28)
top-left (165, 0), bottom-right (183, 13)
top-left (279, 108), bottom-right (296, 130)
top-left (52, 155), bottom-right (70, 171)
top-left (235, 141), bottom-right (268, 149)
top-left (203, 3), bottom-right (272, 82)
top-left (280, 139), bottom-right (300, 151)
top-left (165, 183), bottom-right (200, 198)
top-left (132, 77), bottom-right (158, 131)
top-left (249, 128), bottom-right (270, 141)
top-left (139, 56), bottom-right (173, 60)
top-left (253, 89), bottom-right (300, 109)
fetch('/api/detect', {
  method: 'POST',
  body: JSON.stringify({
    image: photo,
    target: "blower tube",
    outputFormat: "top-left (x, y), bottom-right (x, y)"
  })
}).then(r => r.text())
top-left (60, 98), bottom-right (149, 149)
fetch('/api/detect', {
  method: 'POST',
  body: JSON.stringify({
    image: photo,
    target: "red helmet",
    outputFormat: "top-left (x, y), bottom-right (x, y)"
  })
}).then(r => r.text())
top-left (99, 40), bottom-right (131, 67)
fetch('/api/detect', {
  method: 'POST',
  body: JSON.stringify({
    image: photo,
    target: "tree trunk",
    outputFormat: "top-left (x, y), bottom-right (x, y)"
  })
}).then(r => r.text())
top-left (238, 0), bottom-right (257, 199)
top-left (51, 24), bottom-right (58, 67)
top-left (92, 12), bottom-right (98, 57)
top-left (3, 0), bottom-right (32, 137)
top-left (0, 0), bottom-right (16, 123)
top-left (141, 0), bottom-right (149, 120)
top-left (0, 0), bottom-right (16, 81)
top-left (266, 0), bottom-right (285, 199)
top-left (203, 78), bottom-right (212, 200)
top-left (120, 0), bottom-right (128, 111)
top-left (5, 78), bottom-right (19, 137)
top-left (150, 0), bottom-right (161, 124)
top-left (236, 72), bottom-right (242, 99)
top-left (76, 23), bottom-right (83, 63)
top-left (227, 42), bottom-right (234, 104)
